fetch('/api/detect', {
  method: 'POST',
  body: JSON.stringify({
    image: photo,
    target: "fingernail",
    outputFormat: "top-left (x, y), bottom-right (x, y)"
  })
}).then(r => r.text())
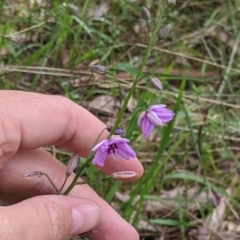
top-left (70, 204), bottom-right (101, 236)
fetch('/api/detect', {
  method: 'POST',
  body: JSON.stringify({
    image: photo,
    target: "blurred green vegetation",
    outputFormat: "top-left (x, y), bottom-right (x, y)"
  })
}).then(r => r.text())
top-left (1, 0), bottom-right (240, 239)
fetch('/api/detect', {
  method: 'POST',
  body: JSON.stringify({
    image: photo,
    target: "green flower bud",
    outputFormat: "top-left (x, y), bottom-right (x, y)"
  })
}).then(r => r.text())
top-left (141, 6), bottom-right (150, 21)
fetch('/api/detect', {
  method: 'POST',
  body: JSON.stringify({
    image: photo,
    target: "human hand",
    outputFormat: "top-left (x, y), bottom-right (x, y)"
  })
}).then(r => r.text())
top-left (0, 90), bottom-right (143, 240)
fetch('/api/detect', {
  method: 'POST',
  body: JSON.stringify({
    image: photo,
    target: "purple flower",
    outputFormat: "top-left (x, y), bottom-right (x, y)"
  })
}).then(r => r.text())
top-left (138, 104), bottom-right (174, 138)
top-left (92, 138), bottom-right (136, 167)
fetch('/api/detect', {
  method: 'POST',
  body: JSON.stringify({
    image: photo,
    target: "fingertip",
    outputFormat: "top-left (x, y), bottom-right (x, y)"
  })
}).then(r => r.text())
top-left (97, 156), bottom-right (144, 183)
top-left (70, 203), bottom-right (101, 236)
top-left (136, 158), bottom-right (144, 179)
top-left (120, 159), bottom-right (144, 182)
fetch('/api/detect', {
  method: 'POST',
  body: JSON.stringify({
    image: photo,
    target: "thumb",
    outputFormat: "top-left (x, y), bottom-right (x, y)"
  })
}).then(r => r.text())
top-left (0, 195), bottom-right (101, 240)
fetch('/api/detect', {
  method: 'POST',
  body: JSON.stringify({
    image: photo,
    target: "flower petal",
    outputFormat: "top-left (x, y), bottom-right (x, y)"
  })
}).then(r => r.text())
top-left (108, 138), bottom-right (130, 145)
top-left (149, 104), bottom-right (166, 111)
top-left (147, 111), bottom-right (163, 126)
top-left (153, 108), bottom-right (174, 123)
top-left (149, 104), bottom-right (174, 123)
top-left (117, 142), bottom-right (136, 159)
top-left (137, 111), bottom-right (147, 126)
top-left (139, 114), bottom-right (155, 138)
top-left (92, 137), bottom-right (136, 166)
top-left (92, 150), bottom-right (109, 166)
top-left (92, 139), bottom-right (108, 151)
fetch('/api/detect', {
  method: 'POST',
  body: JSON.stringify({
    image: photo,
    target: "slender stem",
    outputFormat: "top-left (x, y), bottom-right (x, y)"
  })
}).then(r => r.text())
top-left (63, 156), bottom-right (94, 195)
top-left (75, 175), bottom-right (111, 185)
top-left (59, 175), bottom-right (68, 192)
top-left (62, 4), bottom-right (166, 196)
top-left (107, 72), bottom-right (126, 99)
top-left (118, 107), bottom-right (146, 127)
top-left (146, 21), bottom-right (151, 38)
top-left (108, 37), bottom-right (155, 138)
top-left (88, 127), bottom-right (107, 158)
top-left (42, 173), bottom-right (60, 194)
top-left (63, 126), bottom-right (107, 195)
top-left (108, 6), bottom-right (166, 138)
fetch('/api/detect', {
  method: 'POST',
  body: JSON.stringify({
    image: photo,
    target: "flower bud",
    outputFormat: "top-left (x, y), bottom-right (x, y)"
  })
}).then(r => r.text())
top-left (168, 0), bottom-right (176, 6)
top-left (158, 24), bottom-right (171, 40)
top-left (89, 65), bottom-right (106, 75)
top-left (140, 6), bottom-right (150, 21)
top-left (23, 171), bottom-right (42, 179)
top-left (107, 126), bottom-right (125, 136)
top-left (111, 171), bottom-right (138, 180)
top-left (150, 77), bottom-right (163, 91)
top-left (66, 153), bottom-right (78, 176)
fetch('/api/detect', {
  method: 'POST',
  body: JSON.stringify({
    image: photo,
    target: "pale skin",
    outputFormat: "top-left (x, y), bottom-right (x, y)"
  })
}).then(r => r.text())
top-left (0, 90), bottom-right (144, 240)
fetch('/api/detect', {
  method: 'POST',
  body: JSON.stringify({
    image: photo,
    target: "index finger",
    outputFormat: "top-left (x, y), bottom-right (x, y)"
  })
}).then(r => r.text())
top-left (0, 90), bottom-right (143, 178)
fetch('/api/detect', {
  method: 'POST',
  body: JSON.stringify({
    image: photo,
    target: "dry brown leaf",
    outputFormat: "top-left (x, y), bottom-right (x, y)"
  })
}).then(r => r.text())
top-left (196, 189), bottom-right (233, 240)
top-left (144, 186), bottom-right (217, 212)
top-left (88, 95), bottom-right (121, 115)
top-left (87, 3), bottom-right (110, 18)
top-left (127, 97), bottom-right (137, 112)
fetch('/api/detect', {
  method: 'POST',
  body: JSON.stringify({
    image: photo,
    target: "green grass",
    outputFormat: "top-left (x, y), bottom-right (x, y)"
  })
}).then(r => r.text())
top-left (1, 0), bottom-right (240, 239)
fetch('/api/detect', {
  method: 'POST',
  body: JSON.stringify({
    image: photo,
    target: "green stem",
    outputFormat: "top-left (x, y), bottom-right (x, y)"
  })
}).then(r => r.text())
top-left (75, 175), bottom-right (111, 185)
top-left (117, 106), bottom-right (146, 128)
top-left (42, 173), bottom-right (60, 194)
top-left (63, 127), bottom-right (107, 195)
top-left (108, 35), bottom-right (156, 138)
top-left (62, 4), bottom-right (166, 196)
top-left (59, 175), bottom-right (68, 192)
top-left (107, 72), bottom-right (126, 99)
top-left (146, 21), bottom-right (151, 38)
top-left (87, 127), bottom-right (107, 158)
top-left (63, 156), bottom-right (94, 195)
top-left (108, 5), bottom-right (166, 138)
